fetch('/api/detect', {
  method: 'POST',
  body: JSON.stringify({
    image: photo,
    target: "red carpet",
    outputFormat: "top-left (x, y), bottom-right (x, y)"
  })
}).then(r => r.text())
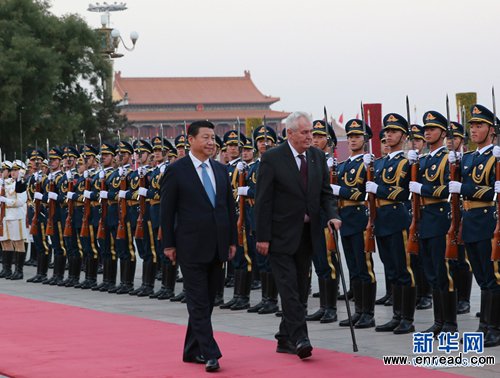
top-left (0, 294), bottom-right (461, 378)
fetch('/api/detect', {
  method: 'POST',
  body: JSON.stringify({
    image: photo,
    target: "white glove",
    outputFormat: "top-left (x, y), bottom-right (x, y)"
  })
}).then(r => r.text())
top-left (34, 192), bottom-right (43, 201)
top-left (160, 164), bottom-right (166, 174)
top-left (327, 157), bottom-right (338, 169)
top-left (18, 171), bottom-right (25, 181)
top-left (0, 179), bottom-right (3, 186)
top-left (83, 170), bottom-right (89, 179)
top-left (138, 166), bottom-right (147, 176)
top-left (237, 186), bottom-right (249, 196)
top-left (66, 192), bottom-right (75, 200)
top-left (236, 161), bottom-right (247, 172)
top-left (407, 150), bottom-right (419, 163)
top-left (119, 190), bottom-right (128, 199)
top-left (83, 190), bottom-right (92, 199)
top-left (48, 173), bottom-right (53, 181)
top-left (449, 181), bottom-right (462, 194)
top-left (494, 146), bottom-right (500, 158)
top-left (138, 187), bottom-right (148, 197)
top-left (118, 167), bottom-right (124, 176)
top-left (495, 181), bottom-right (500, 194)
top-left (5, 198), bottom-right (15, 206)
top-left (366, 181), bottom-right (378, 194)
top-left (363, 153), bottom-right (375, 166)
top-left (48, 192), bottom-right (58, 201)
top-left (448, 151), bottom-right (459, 164)
top-left (33, 172), bottom-right (39, 181)
top-left (409, 181), bottom-right (422, 195)
top-left (99, 190), bottom-right (108, 199)
top-left (0, 196), bottom-right (6, 203)
top-left (66, 170), bottom-right (72, 180)
top-left (330, 184), bottom-right (341, 196)
top-left (99, 170), bottom-right (105, 180)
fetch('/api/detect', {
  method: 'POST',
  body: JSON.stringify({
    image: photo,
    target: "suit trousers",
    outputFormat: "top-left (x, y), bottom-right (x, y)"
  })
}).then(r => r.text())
top-left (270, 224), bottom-right (312, 344)
top-left (180, 256), bottom-right (223, 361)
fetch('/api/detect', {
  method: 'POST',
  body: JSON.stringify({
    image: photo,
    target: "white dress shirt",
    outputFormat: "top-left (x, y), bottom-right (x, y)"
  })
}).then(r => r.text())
top-left (189, 151), bottom-right (216, 194)
top-left (288, 141), bottom-right (306, 170)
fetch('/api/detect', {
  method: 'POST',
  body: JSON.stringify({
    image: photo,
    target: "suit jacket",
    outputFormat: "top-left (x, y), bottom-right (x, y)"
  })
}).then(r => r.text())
top-left (255, 142), bottom-right (338, 255)
top-left (160, 156), bottom-right (237, 264)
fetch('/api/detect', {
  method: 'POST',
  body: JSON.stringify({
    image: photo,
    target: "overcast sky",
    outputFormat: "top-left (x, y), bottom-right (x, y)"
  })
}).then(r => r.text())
top-left (49, 0), bottom-right (500, 122)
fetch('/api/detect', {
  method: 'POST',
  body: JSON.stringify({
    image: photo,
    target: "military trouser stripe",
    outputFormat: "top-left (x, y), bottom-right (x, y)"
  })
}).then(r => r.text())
top-left (110, 232), bottom-right (116, 260)
top-left (365, 249), bottom-right (376, 284)
top-left (89, 225), bottom-right (99, 260)
top-left (445, 259), bottom-right (455, 292)
top-left (242, 227), bottom-right (252, 272)
top-left (76, 233), bottom-right (84, 259)
top-left (464, 250), bottom-right (472, 272)
top-left (324, 228), bottom-right (337, 280)
top-left (41, 223), bottom-right (50, 255)
top-left (126, 222), bottom-right (135, 261)
top-left (147, 221), bottom-right (157, 264)
top-left (57, 222), bottom-right (66, 256)
top-left (494, 261), bottom-right (500, 286)
top-left (403, 230), bottom-right (416, 287)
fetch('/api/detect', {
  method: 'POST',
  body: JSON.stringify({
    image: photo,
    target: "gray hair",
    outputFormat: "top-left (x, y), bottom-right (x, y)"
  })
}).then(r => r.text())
top-left (285, 111), bottom-right (312, 131)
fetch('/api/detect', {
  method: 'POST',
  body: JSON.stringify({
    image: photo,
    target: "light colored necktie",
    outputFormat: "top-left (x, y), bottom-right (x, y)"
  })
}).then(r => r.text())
top-left (200, 162), bottom-right (216, 207)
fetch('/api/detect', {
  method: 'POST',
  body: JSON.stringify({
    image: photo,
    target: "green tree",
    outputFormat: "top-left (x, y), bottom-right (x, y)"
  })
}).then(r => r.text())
top-left (0, 0), bottom-right (126, 159)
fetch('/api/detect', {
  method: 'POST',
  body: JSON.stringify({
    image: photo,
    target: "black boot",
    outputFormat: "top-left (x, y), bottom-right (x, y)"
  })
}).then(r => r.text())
top-left (441, 290), bottom-right (458, 334)
top-left (376, 276), bottom-right (392, 305)
top-left (356, 281), bottom-right (377, 328)
top-left (306, 278), bottom-right (326, 321)
top-left (0, 250), bottom-right (13, 279)
top-left (137, 260), bottom-right (155, 297)
top-left (220, 268), bottom-right (241, 309)
top-left (116, 259), bottom-right (135, 294)
top-left (105, 258), bottom-right (118, 292)
top-left (74, 255), bottom-right (89, 288)
top-left (231, 270), bottom-right (252, 310)
top-left (27, 250), bottom-right (44, 283)
top-left (93, 257), bottom-right (110, 291)
top-left (416, 274), bottom-right (432, 310)
top-left (81, 257), bottom-right (98, 290)
top-left (338, 278), bottom-right (353, 301)
top-left (170, 288), bottom-right (186, 302)
top-left (484, 291), bottom-right (500, 348)
top-left (9, 252), bottom-right (25, 280)
top-left (393, 286), bottom-right (416, 334)
top-left (376, 284), bottom-right (402, 332)
top-left (457, 269), bottom-right (472, 315)
top-left (59, 256), bottom-right (75, 286)
top-left (110, 259), bottom-right (126, 293)
top-left (151, 262), bottom-right (167, 299)
top-left (158, 263), bottom-right (177, 300)
top-left (259, 272), bottom-right (279, 314)
top-left (248, 272), bottom-right (267, 313)
top-left (130, 260), bottom-right (148, 296)
top-left (320, 277), bottom-right (338, 323)
top-left (67, 255), bottom-right (82, 287)
top-left (340, 280), bottom-right (362, 326)
top-left (30, 252), bottom-right (49, 283)
top-left (49, 255), bottom-right (66, 286)
top-left (424, 290), bottom-right (443, 336)
top-left (477, 290), bottom-right (490, 334)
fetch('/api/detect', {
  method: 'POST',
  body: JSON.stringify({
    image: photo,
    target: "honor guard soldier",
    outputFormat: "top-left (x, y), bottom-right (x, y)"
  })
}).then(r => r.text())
top-left (331, 119), bottom-right (376, 328)
top-left (128, 139), bottom-right (157, 297)
top-left (26, 150), bottom-right (51, 283)
top-left (365, 113), bottom-right (414, 334)
top-left (110, 140), bottom-right (136, 294)
top-left (76, 145), bottom-right (101, 289)
top-left (452, 104), bottom-right (499, 347)
top-left (306, 119), bottom-right (339, 323)
top-left (59, 146), bottom-right (81, 287)
top-left (0, 160), bottom-right (28, 280)
top-left (409, 111), bottom-right (456, 335)
top-left (214, 135), bottom-right (223, 161)
top-left (221, 129), bottom-right (253, 310)
top-left (240, 125), bottom-right (280, 314)
top-left (42, 147), bottom-right (67, 286)
top-left (175, 134), bottom-right (189, 158)
top-left (446, 122), bottom-right (473, 315)
top-left (149, 137), bottom-right (179, 300)
top-left (407, 125), bottom-right (433, 311)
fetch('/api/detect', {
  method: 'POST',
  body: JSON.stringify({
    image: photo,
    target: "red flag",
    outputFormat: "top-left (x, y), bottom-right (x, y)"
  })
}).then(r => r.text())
top-left (338, 113), bottom-right (344, 125)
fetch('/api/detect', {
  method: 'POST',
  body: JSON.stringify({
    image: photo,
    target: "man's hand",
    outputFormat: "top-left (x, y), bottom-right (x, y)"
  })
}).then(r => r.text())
top-left (257, 241), bottom-right (270, 256)
top-left (164, 248), bottom-right (176, 264)
top-left (328, 218), bottom-right (342, 234)
top-left (228, 245), bottom-right (236, 260)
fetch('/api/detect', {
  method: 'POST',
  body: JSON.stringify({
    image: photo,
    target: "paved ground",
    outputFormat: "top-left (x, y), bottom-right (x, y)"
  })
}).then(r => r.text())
top-left (1, 252), bottom-right (499, 377)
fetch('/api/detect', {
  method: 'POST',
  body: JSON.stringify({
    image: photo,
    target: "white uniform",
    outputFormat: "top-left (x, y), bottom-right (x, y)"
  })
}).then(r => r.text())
top-left (0, 178), bottom-right (27, 242)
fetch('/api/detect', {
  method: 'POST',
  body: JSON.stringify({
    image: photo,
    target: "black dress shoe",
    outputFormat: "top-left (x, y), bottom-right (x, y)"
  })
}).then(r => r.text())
top-left (296, 339), bottom-right (313, 359)
top-left (276, 340), bottom-right (295, 354)
top-left (183, 355), bottom-right (205, 364)
top-left (205, 359), bottom-right (220, 372)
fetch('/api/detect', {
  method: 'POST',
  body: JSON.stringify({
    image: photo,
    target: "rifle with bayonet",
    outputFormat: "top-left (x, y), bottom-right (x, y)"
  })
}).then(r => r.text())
top-left (97, 134), bottom-right (108, 240)
top-left (135, 136), bottom-right (146, 240)
top-left (236, 117), bottom-right (247, 247)
top-left (80, 132), bottom-right (91, 238)
top-left (325, 106), bottom-right (339, 252)
top-left (445, 95), bottom-right (460, 260)
top-left (45, 139), bottom-right (56, 236)
top-left (116, 131), bottom-right (127, 240)
top-left (491, 87), bottom-right (500, 261)
top-left (362, 103), bottom-right (376, 254)
top-left (31, 142), bottom-right (42, 236)
top-left (63, 156), bottom-right (75, 237)
top-left (406, 96), bottom-right (420, 255)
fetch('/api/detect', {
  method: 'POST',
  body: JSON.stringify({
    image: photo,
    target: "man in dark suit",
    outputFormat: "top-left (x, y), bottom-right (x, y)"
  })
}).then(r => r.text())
top-left (255, 111), bottom-right (341, 359)
top-left (161, 120), bottom-right (237, 372)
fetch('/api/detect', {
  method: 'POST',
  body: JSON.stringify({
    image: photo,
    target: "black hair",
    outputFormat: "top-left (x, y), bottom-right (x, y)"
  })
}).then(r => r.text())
top-left (188, 120), bottom-right (215, 137)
